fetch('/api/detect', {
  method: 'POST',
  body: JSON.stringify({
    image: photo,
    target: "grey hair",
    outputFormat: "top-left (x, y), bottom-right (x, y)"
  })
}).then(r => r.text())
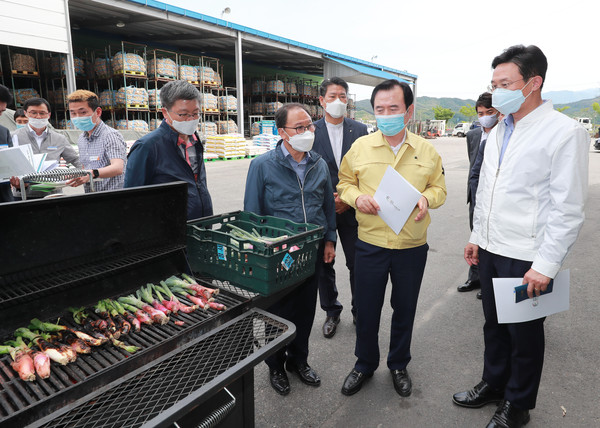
top-left (160, 80), bottom-right (202, 110)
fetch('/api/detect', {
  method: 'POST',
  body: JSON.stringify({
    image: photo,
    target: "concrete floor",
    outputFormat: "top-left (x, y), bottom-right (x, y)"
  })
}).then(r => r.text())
top-left (204, 136), bottom-right (600, 428)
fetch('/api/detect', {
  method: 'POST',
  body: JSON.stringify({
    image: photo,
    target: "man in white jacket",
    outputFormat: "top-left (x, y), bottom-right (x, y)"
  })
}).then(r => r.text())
top-left (452, 45), bottom-right (589, 428)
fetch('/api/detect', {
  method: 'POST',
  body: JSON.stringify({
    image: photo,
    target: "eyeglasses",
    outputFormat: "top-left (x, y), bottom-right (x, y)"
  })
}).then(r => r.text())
top-left (170, 111), bottom-right (200, 120)
top-left (283, 123), bottom-right (315, 134)
top-left (487, 78), bottom-right (524, 92)
top-left (26, 111), bottom-right (50, 118)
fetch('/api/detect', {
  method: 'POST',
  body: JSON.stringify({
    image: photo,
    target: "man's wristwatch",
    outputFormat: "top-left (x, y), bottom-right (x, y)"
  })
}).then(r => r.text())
top-left (92, 169), bottom-right (100, 179)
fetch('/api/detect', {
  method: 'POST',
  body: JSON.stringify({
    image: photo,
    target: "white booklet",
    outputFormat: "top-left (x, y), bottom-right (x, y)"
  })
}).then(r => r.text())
top-left (493, 269), bottom-right (570, 324)
top-left (373, 165), bottom-right (422, 234)
top-left (0, 145), bottom-right (57, 179)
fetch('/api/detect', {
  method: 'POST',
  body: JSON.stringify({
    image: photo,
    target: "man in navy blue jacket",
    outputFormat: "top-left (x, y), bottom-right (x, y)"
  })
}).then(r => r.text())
top-left (0, 84), bottom-right (14, 203)
top-left (313, 77), bottom-right (368, 337)
top-left (244, 103), bottom-right (336, 396)
top-left (125, 80), bottom-right (213, 220)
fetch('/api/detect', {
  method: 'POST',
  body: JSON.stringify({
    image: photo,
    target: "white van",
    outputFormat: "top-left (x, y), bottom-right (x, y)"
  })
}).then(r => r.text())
top-left (576, 117), bottom-right (592, 131)
top-left (452, 122), bottom-right (471, 137)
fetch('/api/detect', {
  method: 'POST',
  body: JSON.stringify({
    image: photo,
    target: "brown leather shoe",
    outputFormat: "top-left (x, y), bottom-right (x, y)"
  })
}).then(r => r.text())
top-left (323, 315), bottom-right (340, 338)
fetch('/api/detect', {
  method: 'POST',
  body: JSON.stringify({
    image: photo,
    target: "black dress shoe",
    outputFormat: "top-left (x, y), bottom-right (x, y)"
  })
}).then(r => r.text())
top-left (452, 380), bottom-right (504, 408)
top-left (486, 400), bottom-right (530, 428)
top-left (286, 362), bottom-right (321, 386)
top-left (458, 279), bottom-right (481, 292)
top-left (477, 291), bottom-right (482, 300)
top-left (391, 369), bottom-right (412, 397)
top-left (341, 368), bottom-right (372, 396)
top-left (269, 368), bottom-right (290, 396)
top-left (323, 315), bottom-right (340, 338)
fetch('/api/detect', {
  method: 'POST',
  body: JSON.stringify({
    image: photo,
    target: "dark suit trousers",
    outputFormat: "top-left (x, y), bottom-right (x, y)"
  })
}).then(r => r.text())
top-left (479, 249), bottom-right (545, 410)
top-left (317, 211), bottom-right (357, 317)
top-left (353, 240), bottom-right (428, 374)
top-left (265, 244), bottom-right (322, 369)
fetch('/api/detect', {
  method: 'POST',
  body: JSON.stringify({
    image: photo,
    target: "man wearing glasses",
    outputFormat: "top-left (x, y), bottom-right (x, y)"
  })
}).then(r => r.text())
top-left (11, 97), bottom-right (82, 198)
top-left (125, 80), bottom-right (213, 220)
top-left (244, 103), bottom-right (336, 396)
top-left (453, 45), bottom-right (588, 428)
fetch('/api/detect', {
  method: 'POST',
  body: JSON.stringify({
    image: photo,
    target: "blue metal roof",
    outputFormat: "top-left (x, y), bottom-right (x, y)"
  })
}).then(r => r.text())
top-left (125, 0), bottom-right (417, 79)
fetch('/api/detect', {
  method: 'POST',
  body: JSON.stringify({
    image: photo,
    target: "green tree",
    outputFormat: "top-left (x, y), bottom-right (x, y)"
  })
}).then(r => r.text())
top-left (556, 106), bottom-right (570, 113)
top-left (433, 105), bottom-right (454, 121)
top-left (459, 104), bottom-right (477, 121)
top-left (593, 102), bottom-right (600, 125)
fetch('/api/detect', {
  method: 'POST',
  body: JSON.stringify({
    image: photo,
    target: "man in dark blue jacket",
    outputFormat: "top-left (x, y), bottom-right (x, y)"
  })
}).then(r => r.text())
top-left (244, 103), bottom-right (336, 396)
top-left (313, 77), bottom-right (368, 337)
top-left (125, 80), bottom-right (213, 220)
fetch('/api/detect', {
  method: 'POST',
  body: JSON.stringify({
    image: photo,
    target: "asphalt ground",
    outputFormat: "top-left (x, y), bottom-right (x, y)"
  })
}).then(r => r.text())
top-left (205, 136), bottom-right (600, 428)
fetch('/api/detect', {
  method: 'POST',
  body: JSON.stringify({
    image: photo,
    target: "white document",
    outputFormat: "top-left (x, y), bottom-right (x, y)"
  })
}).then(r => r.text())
top-left (493, 269), bottom-right (570, 324)
top-left (0, 146), bottom-right (57, 178)
top-left (373, 165), bottom-right (422, 234)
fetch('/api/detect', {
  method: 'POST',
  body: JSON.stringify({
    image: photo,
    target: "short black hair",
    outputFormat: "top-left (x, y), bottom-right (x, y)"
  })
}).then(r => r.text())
top-left (275, 103), bottom-right (310, 129)
top-left (492, 45), bottom-right (547, 89)
top-left (24, 97), bottom-right (51, 113)
top-left (14, 109), bottom-right (26, 120)
top-left (320, 77), bottom-right (349, 97)
top-left (475, 92), bottom-right (493, 110)
top-left (0, 84), bottom-right (13, 105)
top-left (370, 79), bottom-right (414, 109)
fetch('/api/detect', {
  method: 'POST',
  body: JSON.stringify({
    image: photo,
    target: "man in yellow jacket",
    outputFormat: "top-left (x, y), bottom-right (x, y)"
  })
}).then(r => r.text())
top-left (338, 79), bottom-right (446, 397)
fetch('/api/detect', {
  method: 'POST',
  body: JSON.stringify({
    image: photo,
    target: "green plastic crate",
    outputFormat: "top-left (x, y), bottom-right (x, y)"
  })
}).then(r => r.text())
top-left (186, 211), bottom-right (324, 295)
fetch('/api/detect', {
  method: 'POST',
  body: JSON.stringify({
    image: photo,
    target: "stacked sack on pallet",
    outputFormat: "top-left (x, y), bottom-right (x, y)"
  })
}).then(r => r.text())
top-left (50, 56), bottom-right (85, 76)
top-left (205, 134), bottom-right (246, 158)
top-left (148, 89), bottom-right (161, 109)
top-left (252, 81), bottom-right (265, 95)
top-left (47, 89), bottom-right (68, 106)
top-left (200, 93), bottom-right (218, 110)
top-left (148, 57), bottom-right (177, 79)
top-left (200, 121), bottom-right (218, 137)
top-left (251, 102), bottom-right (265, 115)
top-left (285, 81), bottom-right (298, 95)
top-left (266, 80), bottom-right (284, 94)
top-left (218, 95), bottom-right (237, 112)
top-left (11, 53), bottom-right (37, 72)
top-left (266, 102), bottom-right (283, 115)
top-left (115, 87), bottom-right (149, 107)
top-left (112, 52), bottom-right (146, 74)
top-left (305, 104), bottom-right (317, 117)
top-left (252, 133), bottom-right (279, 151)
top-left (198, 66), bottom-right (216, 83)
top-left (99, 90), bottom-right (117, 109)
top-left (251, 121), bottom-right (261, 136)
top-left (115, 119), bottom-right (149, 132)
top-left (179, 65), bottom-right (198, 82)
top-left (216, 120), bottom-right (238, 135)
top-left (149, 119), bottom-right (162, 131)
top-left (301, 84), bottom-right (312, 97)
top-left (94, 58), bottom-right (111, 79)
top-left (15, 88), bottom-right (40, 106)
top-left (57, 119), bottom-right (75, 130)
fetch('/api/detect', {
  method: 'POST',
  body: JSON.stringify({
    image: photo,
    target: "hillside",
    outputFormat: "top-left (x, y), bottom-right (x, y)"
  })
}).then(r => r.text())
top-left (355, 95), bottom-right (600, 126)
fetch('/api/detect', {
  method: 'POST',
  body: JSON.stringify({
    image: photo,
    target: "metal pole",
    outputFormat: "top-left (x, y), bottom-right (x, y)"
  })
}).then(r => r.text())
top-left (63, 0), bottom-right (77, 93)
top-left (235, 31), bottom-right (245, 136)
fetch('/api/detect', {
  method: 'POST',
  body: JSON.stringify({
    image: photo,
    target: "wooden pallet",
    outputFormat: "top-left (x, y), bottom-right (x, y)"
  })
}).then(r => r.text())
top-left (12, 70), bottom-right (39, 76)
top-left (150, 73), bottom-right (176, 80)
top-left (115, 104), bottom-right (150, 110)
top-left (203, 108), bottom-right (219, 113)
top-left (114, 70), bottom-right (147, 77)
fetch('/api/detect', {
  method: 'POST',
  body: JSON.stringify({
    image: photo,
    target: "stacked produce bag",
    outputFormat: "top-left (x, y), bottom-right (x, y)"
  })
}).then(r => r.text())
top-left (147, 57), bottom-right (177, 79)
top-left (112, 52), bottom-right (146, 74)
top-left (115, 87), bottom-right (149, 107)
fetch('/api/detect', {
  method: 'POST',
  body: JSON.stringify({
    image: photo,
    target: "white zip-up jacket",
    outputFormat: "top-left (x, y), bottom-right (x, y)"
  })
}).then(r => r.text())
top-left (470, 101), bottom-right (589, 278)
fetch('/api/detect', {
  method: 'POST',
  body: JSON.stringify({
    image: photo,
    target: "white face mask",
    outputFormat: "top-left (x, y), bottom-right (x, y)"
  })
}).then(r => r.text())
top-left (167, 111), bottom-right (199, 135)
top-left (478, 114), bottom-right (498, 129)
top-left (325, 98), bottom-right (347, 119)
top-left (28, 117), bottom-right (49, 129)
top-left (286, 130), bottom-right (315, 152)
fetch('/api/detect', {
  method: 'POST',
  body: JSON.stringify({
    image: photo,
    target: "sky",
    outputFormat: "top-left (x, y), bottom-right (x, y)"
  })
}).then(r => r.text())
top-left (166, 0), bottom-right (600, 101)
